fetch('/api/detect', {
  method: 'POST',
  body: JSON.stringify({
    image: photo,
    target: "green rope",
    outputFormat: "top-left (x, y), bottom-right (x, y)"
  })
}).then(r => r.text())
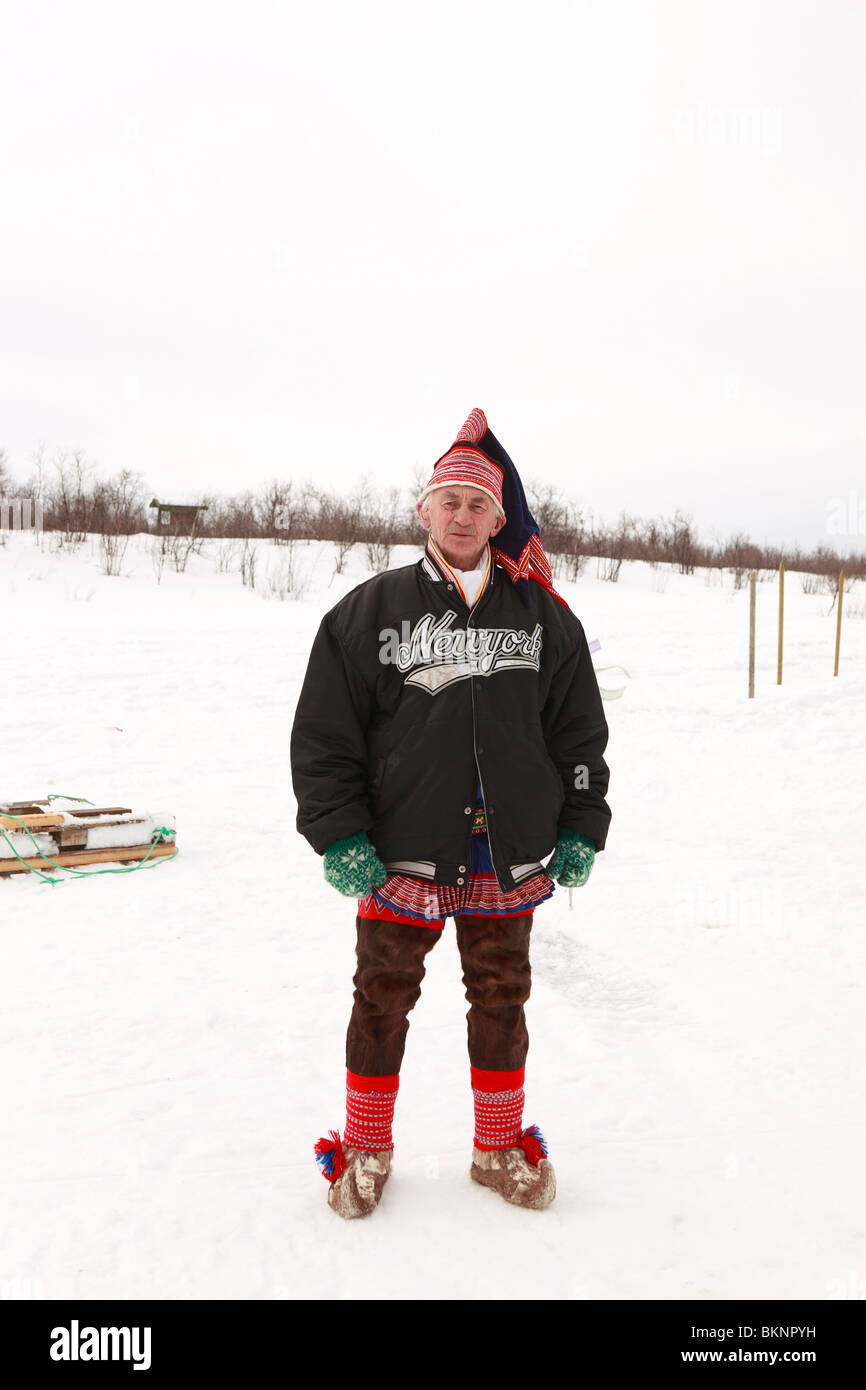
top-left (46, 794), bottom-right (96, 805)
top-left (0, 805), bottom-right (178, 887)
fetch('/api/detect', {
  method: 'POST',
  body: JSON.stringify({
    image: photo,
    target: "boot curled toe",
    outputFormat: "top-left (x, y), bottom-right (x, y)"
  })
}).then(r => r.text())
top-left (470, 1144), bottom-right (556, 1210)
top-left (327, 1148), bottom-right (392, 1219)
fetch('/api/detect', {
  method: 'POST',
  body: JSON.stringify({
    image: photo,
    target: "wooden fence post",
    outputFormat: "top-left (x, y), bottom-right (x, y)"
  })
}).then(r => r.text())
top-left (777, 560), bottom-right (784, 684)
top-left (834, 570), bottom-right (844, 676)
top-left (748, 571), bottom-right (757, 698)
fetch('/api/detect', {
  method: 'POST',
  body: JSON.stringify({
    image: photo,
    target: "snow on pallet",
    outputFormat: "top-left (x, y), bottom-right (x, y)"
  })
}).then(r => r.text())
top-left (0, 798), bottom-right (177, 874)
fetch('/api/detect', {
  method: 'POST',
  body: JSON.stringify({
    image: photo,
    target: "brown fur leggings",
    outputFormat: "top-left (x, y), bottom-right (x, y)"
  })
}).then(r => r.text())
top-left (346, 913), bottom-right (533, 1076)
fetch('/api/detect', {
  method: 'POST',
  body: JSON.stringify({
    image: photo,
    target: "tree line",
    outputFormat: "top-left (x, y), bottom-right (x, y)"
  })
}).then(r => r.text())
top-left (1, 445), bottom-right (863, 585)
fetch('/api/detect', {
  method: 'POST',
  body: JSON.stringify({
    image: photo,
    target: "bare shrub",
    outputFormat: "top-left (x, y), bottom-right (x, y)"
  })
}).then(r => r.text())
top-left (215, 538), bottom-right (241, 573)
top-left (91, 468), bottom-right (146, 536)
top-left (257, 479), bottom-right (295, 542)
top-left (151, 536), bottom-right (166, 584)
top-left (165, 527), bottom-right (204, 574)
top-left (715, 532), bottom-right (763, 590)
top-left (91, 468), bottom-right (145, 576)
top-left (366, 541), bottom-right (392, 572)
top-left (665, 509), bottom-right (698, 575)
top-left (525, 480), bottom-right (589, 581)
top-left (240, 537), bottom-right (258, 589)
top-left (98, 532), bottom-right (129, 576)
top-left (563, 551), bottom-right (587, 581)
top-left (44, 450), bottom-right (94, 542)
top-left (844, 577), bottom-right (866, 619)
top-left (635, 516), bottom-right (664, 564)
top-left (800, 567), bottom-right (841, 601)
top-left (265, 540), bottom-right (311, 600)
top-left (332, 538), bottom-right (355, 577)
top-left (821, 571), bottom-right (847, 614)
top-left (548, 551), bottom-right (566, 581)
top-left (596, 554), bottom-right (622, 582)
top-left (214, 490), bottom-right (258, 541)
top-left (311, 482), bottom-right (361, 544)
top-left (589, 510), bottom-right (633, 582)
top-left (365, 485), bottom-right (403, 572)
top-left (525, 481), bottom-right (570, 554)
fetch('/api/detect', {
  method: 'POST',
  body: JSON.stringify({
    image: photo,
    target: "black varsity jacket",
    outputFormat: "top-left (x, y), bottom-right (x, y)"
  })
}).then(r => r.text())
top-left (290, 539), bottom-right (611, 892)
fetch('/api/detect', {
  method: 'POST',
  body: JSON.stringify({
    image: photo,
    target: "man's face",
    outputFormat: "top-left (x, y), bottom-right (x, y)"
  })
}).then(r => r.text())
top-left (416, 486), bottom-right (506, 570)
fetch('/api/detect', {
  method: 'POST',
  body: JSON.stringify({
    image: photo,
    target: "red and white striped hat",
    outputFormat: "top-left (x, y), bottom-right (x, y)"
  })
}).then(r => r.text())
top-left (418, 408), bottom-right (505, 515)
top-left (417, 407), bottom-right (571, 610)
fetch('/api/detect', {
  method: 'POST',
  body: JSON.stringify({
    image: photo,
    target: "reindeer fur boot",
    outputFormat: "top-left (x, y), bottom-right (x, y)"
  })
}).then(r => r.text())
top-left (315, 1131), bottom-right (392, 1219)
top-left (470, 1127), bottom-right (556, 1210)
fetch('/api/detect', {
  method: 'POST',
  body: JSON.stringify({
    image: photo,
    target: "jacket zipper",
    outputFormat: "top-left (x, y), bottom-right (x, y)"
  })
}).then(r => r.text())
top-left (426, 545), bottom-right (507, 892)
top-left (465, 575), bottom-right (507, 893)
top-left (468, 673), bottom-right (504, 890)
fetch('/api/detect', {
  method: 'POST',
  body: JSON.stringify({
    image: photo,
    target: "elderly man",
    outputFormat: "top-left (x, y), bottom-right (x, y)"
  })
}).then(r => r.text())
top-left (291, 408), bottom-right (611, 1218)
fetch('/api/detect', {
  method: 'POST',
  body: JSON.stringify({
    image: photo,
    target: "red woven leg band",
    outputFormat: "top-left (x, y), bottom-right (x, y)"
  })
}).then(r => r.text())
top-left (344, 1070), bottom-right (400, 1151)
top-left (470, 1066), bottom-right (526, 1150)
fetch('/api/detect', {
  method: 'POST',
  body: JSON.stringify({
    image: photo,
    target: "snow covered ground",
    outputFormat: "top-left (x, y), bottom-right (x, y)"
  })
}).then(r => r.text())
top-left (1, 530), bottom-right (864, 1301)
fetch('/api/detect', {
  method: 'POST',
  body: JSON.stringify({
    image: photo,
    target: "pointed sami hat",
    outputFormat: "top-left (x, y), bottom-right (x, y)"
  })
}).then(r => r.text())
top-left (419, 407), bottom-right (570, 609)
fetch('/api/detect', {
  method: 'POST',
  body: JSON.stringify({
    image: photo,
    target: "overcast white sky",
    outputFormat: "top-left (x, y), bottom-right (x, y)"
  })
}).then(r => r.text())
top-left (2, 0), bottom-right (864, 551)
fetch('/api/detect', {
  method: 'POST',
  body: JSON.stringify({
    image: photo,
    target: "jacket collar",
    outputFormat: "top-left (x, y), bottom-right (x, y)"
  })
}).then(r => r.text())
top-left (421, 535), bottom-right (494, 609)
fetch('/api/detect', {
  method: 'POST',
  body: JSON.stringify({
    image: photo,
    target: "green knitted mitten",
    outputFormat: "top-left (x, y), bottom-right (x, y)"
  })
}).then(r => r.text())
top-left (545, 829), bottom-right (596, 888)
top-left (323, 832), bottom-right (388, 897)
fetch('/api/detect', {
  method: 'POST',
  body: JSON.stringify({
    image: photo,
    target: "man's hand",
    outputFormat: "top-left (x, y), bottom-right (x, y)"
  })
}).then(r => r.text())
top-left (323, 831), bottom-right (388, 898)
top-left (545, 829), bottom-right (596, 888)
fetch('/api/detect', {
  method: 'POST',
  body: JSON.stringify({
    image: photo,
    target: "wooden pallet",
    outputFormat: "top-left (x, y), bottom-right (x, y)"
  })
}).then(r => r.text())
top-left (0, 798), bottom-right (177, 876)
top-left (0, 842), bottom-right (177, 874)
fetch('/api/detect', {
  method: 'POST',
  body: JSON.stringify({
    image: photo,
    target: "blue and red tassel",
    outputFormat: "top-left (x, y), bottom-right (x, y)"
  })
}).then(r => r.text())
top-left (314, 1130), bottom-right (347, 1183)
top-left (517, 1125), bottom-right (548, 1166)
